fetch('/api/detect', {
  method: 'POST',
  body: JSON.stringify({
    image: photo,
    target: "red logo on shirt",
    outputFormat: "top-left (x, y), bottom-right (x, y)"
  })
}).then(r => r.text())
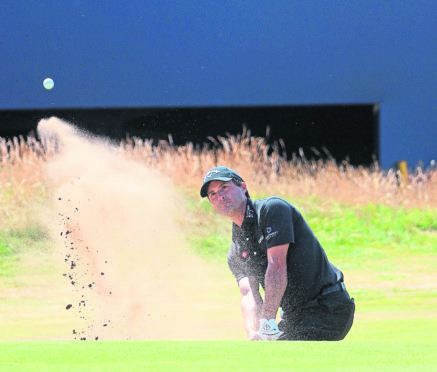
top-left (242, 251), bottom-right (248, 259)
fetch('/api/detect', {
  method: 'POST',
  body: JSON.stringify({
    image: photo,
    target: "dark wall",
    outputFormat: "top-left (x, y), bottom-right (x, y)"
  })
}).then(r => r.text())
top-left (0, 105), bottom-right (378, 166)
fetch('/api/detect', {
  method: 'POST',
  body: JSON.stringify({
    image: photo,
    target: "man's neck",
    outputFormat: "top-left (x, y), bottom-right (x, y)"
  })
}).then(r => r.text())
top-left (231, 198), bottom-right (247, 227)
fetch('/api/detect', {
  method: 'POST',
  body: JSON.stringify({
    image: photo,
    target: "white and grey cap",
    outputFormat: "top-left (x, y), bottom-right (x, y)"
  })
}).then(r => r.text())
top-left (200, 166), bottom-right (244, 198)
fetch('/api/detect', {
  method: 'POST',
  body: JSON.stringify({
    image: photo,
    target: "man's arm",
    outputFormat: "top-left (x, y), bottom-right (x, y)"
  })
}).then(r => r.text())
top-left (238, 276), bottom-right (263, 339)
top-left (261, 244), bottom-right (289, 319)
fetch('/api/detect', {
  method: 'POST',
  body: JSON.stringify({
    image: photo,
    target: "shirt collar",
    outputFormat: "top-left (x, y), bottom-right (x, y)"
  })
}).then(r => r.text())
top-left (241, 199), bottom-right (256, 227)
top-left (232, 199), bottom-right (256, 232)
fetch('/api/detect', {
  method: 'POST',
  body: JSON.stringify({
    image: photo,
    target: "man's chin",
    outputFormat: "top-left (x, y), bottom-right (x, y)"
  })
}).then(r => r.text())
top-left (217, 207), bottom-right (233, 217)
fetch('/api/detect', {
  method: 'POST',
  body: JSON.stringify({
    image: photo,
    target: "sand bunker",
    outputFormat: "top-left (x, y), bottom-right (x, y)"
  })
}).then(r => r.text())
top-left (37, 117), bottom-right (241, 340)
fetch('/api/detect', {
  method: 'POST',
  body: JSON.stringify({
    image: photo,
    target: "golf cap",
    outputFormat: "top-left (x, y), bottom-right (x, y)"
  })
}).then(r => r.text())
top-left (200, 166), bottom-right (244, 198)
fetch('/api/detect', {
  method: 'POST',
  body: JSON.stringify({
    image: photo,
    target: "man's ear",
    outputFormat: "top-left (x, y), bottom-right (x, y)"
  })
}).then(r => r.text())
top-left (241, 182), bottom-right (247, 194)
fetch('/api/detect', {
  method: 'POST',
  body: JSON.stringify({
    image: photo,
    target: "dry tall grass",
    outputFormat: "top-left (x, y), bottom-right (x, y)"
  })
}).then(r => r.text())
top-left (121, 128), bottom-right (437, 209)
top-left (1, 128), bottom-right (436, 230)
top-left (0, 135), bottom-right (58, 229)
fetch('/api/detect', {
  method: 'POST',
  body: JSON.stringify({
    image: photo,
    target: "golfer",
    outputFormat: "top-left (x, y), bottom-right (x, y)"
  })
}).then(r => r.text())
top-left (200, 166), bottom-right (355, 341)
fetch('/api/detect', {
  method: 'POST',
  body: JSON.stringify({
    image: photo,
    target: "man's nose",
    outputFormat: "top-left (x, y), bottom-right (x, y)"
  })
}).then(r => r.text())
top-left (217, 190), bottom-right (226, 198)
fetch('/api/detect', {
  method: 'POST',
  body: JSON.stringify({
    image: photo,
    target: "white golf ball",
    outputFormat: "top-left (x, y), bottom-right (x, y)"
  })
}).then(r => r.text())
top-left (43, 78), bottom-right (54, 90)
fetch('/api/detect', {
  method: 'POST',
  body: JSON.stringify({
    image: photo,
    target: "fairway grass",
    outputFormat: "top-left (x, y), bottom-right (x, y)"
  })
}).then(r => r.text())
top-left (0, 340), bottom-right (436, 372)
top-left (1, 172), bottom-right (436, 371)
top-left (1, 252), bottom-right (436, 371)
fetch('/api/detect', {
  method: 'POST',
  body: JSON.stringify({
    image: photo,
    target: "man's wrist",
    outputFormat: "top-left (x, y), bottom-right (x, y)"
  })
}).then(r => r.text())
top-left (261, 306), bottom-right (277, 320)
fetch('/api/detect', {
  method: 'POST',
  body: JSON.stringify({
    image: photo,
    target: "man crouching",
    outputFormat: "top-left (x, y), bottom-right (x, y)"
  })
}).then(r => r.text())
top-left (200, 166), bottom-right (355, 341)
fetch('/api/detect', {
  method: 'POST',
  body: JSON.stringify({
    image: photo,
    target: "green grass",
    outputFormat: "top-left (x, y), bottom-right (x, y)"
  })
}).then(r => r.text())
top-left (0, 226), bottom-right (51, 279)
top-left (184, 196), bottom-right (437, 268)
top-left (169, 196), bottom-right (437, 371)
top-left (0, 340), bottom-right (436, 372)
top-left (0, 227), bottom-right (49, 256)
top-left (181, 195), bottom-right (232, 261)
top-left (1, 196), bottom-right (436, 371)
top-left (306, 202), bottom-right (437, 257)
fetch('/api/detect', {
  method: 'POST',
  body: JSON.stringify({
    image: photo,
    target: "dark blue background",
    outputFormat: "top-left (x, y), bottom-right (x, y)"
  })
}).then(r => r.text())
top-left (1, 1), bottom-right (436, 168)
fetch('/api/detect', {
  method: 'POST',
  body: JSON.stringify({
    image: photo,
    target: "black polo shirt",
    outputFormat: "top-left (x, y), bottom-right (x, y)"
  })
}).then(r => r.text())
top-left (227, 197), bottom-right (342, 312)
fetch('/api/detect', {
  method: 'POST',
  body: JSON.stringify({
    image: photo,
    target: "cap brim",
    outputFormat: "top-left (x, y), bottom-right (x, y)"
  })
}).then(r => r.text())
top-left (200, 176), bottom-right (233, 198)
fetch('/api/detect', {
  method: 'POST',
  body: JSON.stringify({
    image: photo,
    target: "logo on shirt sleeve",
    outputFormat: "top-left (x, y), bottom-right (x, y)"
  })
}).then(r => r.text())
top-left (265, 227), bottom-right (279, 241)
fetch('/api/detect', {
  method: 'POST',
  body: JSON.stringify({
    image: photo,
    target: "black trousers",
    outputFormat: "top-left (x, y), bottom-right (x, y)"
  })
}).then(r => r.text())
top-left (278, 289), bottom-right (355, 341)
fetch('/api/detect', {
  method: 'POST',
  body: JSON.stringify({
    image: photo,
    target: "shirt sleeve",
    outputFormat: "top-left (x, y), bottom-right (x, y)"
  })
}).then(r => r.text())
top-left (227, 242), bottom-right (247, 283)
top-left (260, 198), bottom-right (296, 249)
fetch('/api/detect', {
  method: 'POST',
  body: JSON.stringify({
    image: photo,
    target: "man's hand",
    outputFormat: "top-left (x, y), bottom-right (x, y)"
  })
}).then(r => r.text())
top-left (239, 276), bottom-right (264, 339)
top-left (257, 318), bottom-right (283, 341)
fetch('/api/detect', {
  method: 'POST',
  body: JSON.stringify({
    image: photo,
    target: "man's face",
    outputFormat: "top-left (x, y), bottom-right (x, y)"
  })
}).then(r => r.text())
top-left (207, 180), bottom-right (247, 218)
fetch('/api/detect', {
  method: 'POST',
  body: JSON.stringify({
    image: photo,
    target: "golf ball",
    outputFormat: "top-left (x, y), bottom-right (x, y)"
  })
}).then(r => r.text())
top-left (43, 78), bottom-right (54, 90)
